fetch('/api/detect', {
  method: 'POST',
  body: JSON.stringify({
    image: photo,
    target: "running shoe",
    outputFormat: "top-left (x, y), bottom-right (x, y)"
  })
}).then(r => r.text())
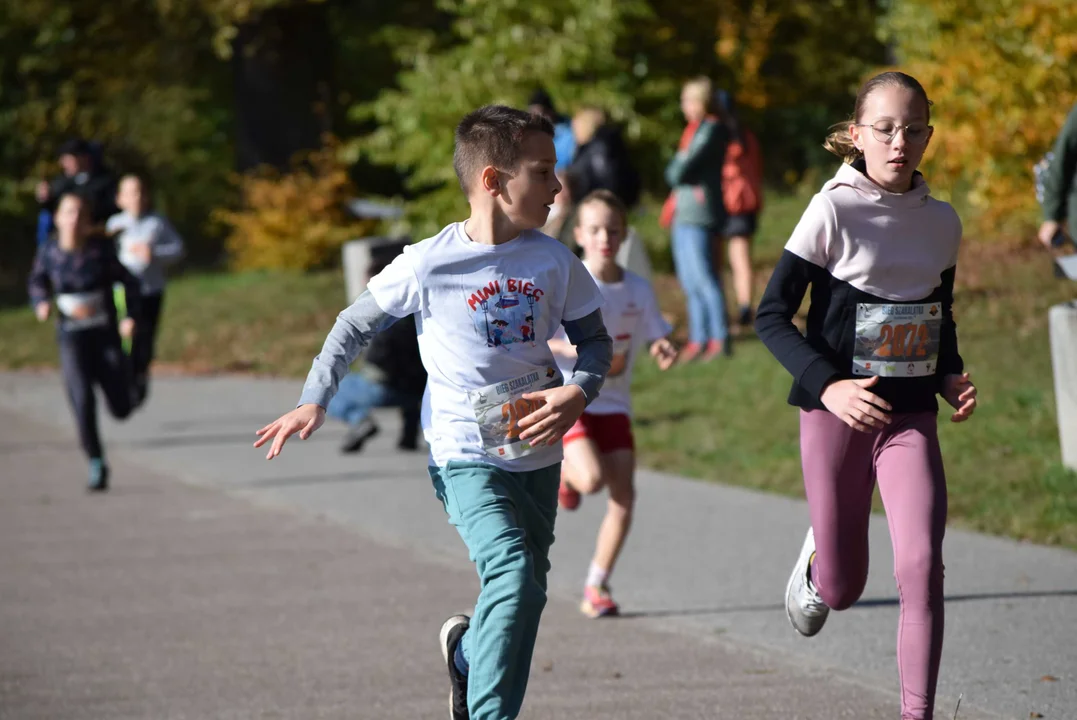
top-left (580, 585), bottom-right (620, 618)
top-left (439, 614), bottom-right (470, 720)
top-left (785, 527), bottom-right (830, 637)
top-left (558, 475), bottom-right (581, 511)
top-left (88, 458), bottom-right (109, 493)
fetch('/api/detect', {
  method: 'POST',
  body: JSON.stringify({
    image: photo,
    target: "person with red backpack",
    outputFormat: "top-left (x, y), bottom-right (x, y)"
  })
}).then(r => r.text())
top-left (716, 90), bottom-right (764, 335)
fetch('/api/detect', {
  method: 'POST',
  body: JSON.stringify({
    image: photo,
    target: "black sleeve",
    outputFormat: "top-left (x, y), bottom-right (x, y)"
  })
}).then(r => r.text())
top-left (28, 244), bottom-right (52, 306)
top-left (935, 265), bottom-right (964, 388)
top-left (755, 249), bottom-right (841, 400)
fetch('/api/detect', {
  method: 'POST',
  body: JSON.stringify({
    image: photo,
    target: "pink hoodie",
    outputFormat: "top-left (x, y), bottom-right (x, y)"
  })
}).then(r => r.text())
top-left (786, 162), bottom-right (962, 301)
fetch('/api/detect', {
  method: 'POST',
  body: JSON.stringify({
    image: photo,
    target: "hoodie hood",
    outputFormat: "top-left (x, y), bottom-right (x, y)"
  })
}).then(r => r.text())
top-left (822, 158), bottom-right (931, 209)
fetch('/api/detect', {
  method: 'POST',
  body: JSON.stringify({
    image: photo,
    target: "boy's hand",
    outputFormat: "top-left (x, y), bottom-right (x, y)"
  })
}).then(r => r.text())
top-left (942, 372), bottom-right (977, 423)
top-left (518, 385), bottom-right (586, 447)
top-left (650, 338), bottom-right (678, 370)
top-left (820, 376), bottom-right (892, 433)
top-left (34, 301), bottom-right (50, 322)
top-left (119, 318), bottom-right (135, 339)
top-left (254, 404), bottom-right (326, 459)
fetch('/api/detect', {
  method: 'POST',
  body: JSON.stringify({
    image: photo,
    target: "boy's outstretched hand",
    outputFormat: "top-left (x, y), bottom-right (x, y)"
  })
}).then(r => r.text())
top-left (254, 403), bottom-right (326, 459)
top-left (519, 385), bottom-right (586, 447)
top-left (650, 338), bottom-right (678, 370)
top-left (942, 372), bottom-right (977, 423)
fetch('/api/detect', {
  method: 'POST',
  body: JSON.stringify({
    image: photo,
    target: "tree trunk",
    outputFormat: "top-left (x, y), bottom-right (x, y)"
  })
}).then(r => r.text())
top-left (232, 2), bottom-right (334, 171)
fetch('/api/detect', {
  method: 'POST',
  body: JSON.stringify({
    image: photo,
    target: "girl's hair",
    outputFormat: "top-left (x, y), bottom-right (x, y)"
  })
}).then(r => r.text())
top-left (824, 71), bottom-right (933, 163)
top-left (682, 77), bottom-right (715, 113)
top-left (57, 190), bottom-right (93, 217)
top-left (714, 88), bottom-right (740, 142)
top-left (575, 189), bottom-right (628, 228)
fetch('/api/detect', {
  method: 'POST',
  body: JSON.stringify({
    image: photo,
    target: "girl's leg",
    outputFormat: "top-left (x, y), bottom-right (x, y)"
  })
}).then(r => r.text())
top-left (671, 223), bottom-right (708, 345)
top-left (727, 234), bottom-right (753, 319)
top-left (59, 333), bottom-right (101, 459)
top-left (95, 332), bottom-right (135, 422)
top-left (875, 414), bottom-right (948, 720)
top-left (799, 409), bottom-right (877, 610)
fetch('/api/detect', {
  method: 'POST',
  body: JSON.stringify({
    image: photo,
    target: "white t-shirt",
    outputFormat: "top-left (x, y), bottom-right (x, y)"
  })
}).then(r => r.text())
top-left (554, 268), bottom-right (670, 416)
top-left (367, 222), bottom-right (604, 472)
top-left (106, 212), bottom-right (185, 295)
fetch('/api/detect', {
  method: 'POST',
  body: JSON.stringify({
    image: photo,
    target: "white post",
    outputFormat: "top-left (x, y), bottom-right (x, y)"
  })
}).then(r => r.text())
top-left (1049, 301), bottom-right (1077, 471)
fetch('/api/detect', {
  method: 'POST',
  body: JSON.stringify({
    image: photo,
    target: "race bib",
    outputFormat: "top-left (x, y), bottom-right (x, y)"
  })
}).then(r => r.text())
top-left (467, 368), bottom-right (562, 460)
top-left (608, 334), bottom-right (633, 378)
top-left (55, 291), bottom-right (109, 330)
top-left (852, 303), bottom-right (941, 377)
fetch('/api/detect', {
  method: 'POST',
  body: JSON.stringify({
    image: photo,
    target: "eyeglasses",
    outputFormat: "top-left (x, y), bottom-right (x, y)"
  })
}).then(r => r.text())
top-left (856, 122), bottom-right (933, 145)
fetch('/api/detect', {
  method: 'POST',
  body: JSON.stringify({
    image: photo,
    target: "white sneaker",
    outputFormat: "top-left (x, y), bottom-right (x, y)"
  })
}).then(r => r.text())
top-left (785, 527), bottom-right (829, 637)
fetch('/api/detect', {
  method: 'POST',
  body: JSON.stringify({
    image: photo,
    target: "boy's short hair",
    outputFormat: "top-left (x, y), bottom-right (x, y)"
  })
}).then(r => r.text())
top-left (575, 189), bottom-right (628, 228)
top-left (453, 105), bottom-right (554, 193)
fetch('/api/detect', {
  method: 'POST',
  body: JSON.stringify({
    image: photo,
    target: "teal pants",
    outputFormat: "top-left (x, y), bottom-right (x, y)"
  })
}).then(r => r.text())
top-left (429, 460), bottom-right (560, 720)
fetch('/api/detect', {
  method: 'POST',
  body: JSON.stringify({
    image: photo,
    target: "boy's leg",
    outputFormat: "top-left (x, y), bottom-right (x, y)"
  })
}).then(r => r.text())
top-left (562, 434), bottom-right (604, 495)
top-left (591, 449), bottom-right (635, 578)
top-left (327, 374), bottom-right (390, 452)
top-left (430, 461), bottom-right (557, 720)
top-left (397, 396), bottom-right (422, 450)
top-left (874, 414), bottom-right (947, 720)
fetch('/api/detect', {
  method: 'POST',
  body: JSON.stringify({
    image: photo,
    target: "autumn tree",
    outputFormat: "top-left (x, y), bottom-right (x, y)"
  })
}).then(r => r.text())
top-left (884, 0), bottom-right (1077, 234)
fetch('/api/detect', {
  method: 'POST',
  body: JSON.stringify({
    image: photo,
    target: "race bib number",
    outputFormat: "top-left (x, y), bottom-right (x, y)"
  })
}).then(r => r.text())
top-left (55, 291), bottom-right (108, 330)
top-left (468, 368), bottom-right (562, 460)
top-left (852, 303), bottom-right (941, 377)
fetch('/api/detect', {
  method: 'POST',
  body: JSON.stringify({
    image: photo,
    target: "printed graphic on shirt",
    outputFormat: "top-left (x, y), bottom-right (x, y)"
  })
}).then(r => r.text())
top-left (466, 277), bottom-right (546, 349)
top-left (853, 303), bottom-right (941, 377)
top-left (468, 366), bottom-right (562, 459)
top-left (608, 300), bottom-right (644, 377)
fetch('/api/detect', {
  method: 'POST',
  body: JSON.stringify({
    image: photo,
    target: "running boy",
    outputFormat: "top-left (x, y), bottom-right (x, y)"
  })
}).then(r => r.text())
top-left (253, 105), bottom-right (612, 720)
top-left (106, 173), bottom-right (185, 404)
top-left (550, 190), bottom-right (677, 618)
top-left (29, 192), bottom-right (142, 491)
top-left (755, 72), bottom-right (977, 720)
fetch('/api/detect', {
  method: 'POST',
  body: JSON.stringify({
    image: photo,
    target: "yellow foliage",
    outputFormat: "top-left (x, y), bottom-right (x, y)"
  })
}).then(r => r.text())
top-left (216, 138), bottom-right (375, 271)
top-left (887, 0), bottom-right (1077, 235)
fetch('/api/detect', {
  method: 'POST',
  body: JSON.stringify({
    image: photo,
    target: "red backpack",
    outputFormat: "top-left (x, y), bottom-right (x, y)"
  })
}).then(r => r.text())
top-left (722, 129), bottom-right (763, 215)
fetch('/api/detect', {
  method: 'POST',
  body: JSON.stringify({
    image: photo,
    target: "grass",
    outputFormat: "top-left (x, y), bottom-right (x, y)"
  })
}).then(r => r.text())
top-left (3, 192), bottom-right (1075, 548)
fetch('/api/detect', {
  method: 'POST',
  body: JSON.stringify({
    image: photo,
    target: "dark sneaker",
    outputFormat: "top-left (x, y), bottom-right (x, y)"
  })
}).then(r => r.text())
top-left (397, 436), bottom-right (420, 452)
top-left (88, 458), bottom-right (110, 493)
top-left (439, 615), bottom-right (470, 720)
top-left (340, 419), bottom-right (378, 454)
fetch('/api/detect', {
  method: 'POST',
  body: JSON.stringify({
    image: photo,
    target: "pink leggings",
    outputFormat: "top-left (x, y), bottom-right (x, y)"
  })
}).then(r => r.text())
top-left (800, 409), bottom-right (947, 720)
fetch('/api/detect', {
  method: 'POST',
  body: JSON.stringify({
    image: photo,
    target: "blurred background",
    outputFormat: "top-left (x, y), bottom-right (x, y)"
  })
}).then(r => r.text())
top-left (2, 0), bottom-right (1075, 547)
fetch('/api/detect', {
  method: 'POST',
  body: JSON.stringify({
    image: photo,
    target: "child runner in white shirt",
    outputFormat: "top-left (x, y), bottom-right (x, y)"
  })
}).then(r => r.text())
top-left (106, 174), bottom-right (185, 403)
top-left (550, 190), bottom-right (678, 618)
top-left (254, 105), bottom-right (612, 720)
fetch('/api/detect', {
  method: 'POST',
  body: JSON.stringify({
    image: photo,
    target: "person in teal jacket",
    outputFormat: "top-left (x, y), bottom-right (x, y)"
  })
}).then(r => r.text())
top-left (665, 77), bottom-right (731, 361)
top-left (1040, 103), bottom-right (1077, 247)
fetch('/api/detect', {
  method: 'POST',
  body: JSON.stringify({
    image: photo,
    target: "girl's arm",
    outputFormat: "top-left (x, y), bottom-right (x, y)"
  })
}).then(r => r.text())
top-left (27, 244), bottom-right (53, 308)
top-left (106, 240), bottom-right (144, 325)
top-left (935, 265), bottom-right (964, 389)
top-left (153, 217), bottom-right (186, 265)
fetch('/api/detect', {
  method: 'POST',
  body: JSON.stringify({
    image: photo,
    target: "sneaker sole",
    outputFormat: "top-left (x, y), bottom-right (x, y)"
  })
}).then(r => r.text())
top-left (439, 614), bottom-right (469, 663)
top-left (580, 599), bottom-right (619, 618)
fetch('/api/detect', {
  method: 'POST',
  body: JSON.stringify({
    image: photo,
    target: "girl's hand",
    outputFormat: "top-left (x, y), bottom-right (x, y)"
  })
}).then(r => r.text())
top-left (942, 372), bottom-right (977, 423)
top-left (34, 301), bottom-right (50, 322)
top-left (518, 385), bottom-right (586, 447)
top-left (254, 404), bottom-right (326, 459)
top-left (820, 376), bottom-right (892, 433)
top-left (650, 338), bottom-right (678, 370)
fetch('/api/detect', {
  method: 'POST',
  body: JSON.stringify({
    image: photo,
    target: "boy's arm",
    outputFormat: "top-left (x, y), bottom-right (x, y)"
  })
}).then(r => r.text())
top-left (560, 309), bottom-right (613, 405)
top-left (1043, 106), bottom-right (1077, 225)
top-left (297, 290), bottom-right (401, 409)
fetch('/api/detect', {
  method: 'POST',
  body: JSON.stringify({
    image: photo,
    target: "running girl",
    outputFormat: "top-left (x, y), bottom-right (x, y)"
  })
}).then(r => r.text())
top-left (755, 72), bottom-right (977, 720)
top-left (30, 192), bottom-right (142, 492)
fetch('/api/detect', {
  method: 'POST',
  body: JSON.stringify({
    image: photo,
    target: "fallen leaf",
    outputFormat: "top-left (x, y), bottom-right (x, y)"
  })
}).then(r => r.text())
top-left (1030, 712), bottom-right (1044, 718)
top-left (1040, 675), bottom-right (1058, 683)
top-left (541, 661), bottom-right (553, 672)
top-left (612, 671), bottom-right (622, 679)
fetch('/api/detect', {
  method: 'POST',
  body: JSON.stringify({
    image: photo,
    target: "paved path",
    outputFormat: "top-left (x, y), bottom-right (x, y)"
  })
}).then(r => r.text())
top-left (1, 372), bottom-right (1074, 719)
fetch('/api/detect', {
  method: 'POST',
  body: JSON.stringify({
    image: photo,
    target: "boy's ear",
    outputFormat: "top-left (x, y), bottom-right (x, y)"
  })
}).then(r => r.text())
top-left (479, 166), bottom-right (501, 197)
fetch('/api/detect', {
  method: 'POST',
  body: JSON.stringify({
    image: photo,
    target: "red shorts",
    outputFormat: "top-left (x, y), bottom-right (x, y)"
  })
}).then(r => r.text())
top-left (563, 412), bottom-right (634, 453)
